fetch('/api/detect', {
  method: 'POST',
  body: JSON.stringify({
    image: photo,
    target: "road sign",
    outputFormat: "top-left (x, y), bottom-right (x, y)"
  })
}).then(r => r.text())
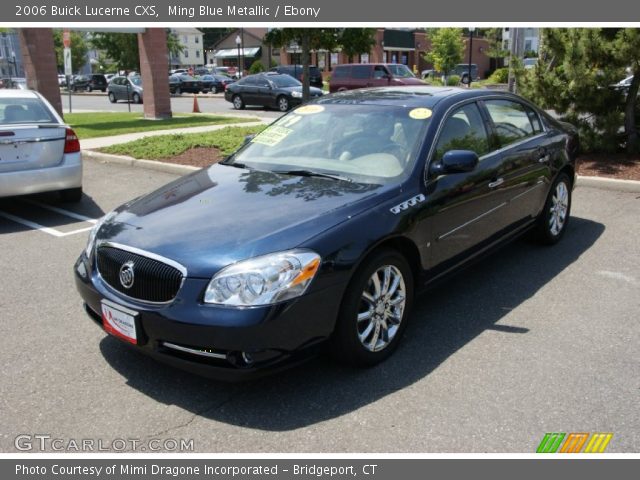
top-left (63, 30), bottom-right (71, 48)
top-left (64, 48), bottom-right (72, 76)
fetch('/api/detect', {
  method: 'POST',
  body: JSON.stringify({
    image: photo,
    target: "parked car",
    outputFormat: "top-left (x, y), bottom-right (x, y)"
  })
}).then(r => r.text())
top-left (107, 76), bottom-right (143, 103)
top-left (74, 86), bottom-right (578, 380)
top-left (58, 74), bottom-right (67, 86)
top-left (0, 89), bottom-right (82, 201)
top-left (104, 73), bottom-right (117, 83)
top-left (168, 74), bottom-right (203, 95)
top-left (0, 77), bottom-right (28, 90)
top-left (330, 63), bottom-right (425, 92)
top-left (225, 73), bottom-right (323, 111)
top-left (423, 64), bottom-right (480, 83)
top-left (610, 75), bottom-right (634, 92)
top-left (170, 68), bottom-right (188, 75)
top-left (523, 58), bottom-right (538, 70)
top-left (269, 65), bottom-right (324, 88)
top-left (69, 74), bottom-right (108, 92)
top-left (199, 74), bottom-right (234, 93)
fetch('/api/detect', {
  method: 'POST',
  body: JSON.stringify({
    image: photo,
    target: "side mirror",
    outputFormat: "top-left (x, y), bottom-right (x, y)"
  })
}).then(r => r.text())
top-left (430, 150), bottom-right (479, 176)
top-left (242, 134), bottom-right (255, 146)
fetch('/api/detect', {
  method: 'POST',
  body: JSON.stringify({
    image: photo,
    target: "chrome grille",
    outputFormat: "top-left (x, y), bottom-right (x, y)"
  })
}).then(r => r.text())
top-left (96, 246), bottom-right (183, 303)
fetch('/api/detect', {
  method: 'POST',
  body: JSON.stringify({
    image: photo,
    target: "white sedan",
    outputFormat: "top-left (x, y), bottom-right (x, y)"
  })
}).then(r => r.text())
top-left (0, 89), bottom-right (82, 202)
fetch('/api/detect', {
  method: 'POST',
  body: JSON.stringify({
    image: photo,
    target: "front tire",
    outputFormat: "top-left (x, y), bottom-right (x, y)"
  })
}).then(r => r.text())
top-left (132, 93), bottom-right (141, 104)
top-left (175, 87), bottom-right (181, 95)
top-left (108, 92), bottom-right (116, 103)
top-left (331, 249), bottom-right (414, 367)
top-left (232, 95), bottom-right (245, 110)
top-left (533, 172), bottom-right (572, 244)
top-left (277, 95), bottom-right (290, 112)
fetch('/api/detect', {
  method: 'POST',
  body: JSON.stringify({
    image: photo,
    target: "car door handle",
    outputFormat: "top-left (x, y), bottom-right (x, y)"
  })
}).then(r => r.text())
top-left (538, 154), bottom-right (550, 163)
top-left (488, 178), bottom-right (504, 188)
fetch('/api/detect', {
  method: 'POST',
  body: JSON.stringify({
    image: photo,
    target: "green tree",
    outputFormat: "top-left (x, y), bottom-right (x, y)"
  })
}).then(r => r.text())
top-left (338, 28), bottom-right (377, 62)
top-left (90, 33), bottom-right (140, 72)
top-left (424, 28), bottom-right (465, 81)
top-left (90, 31), bottom-right (183, 73)
top-left (52, 30), bottom-right (88, 74)
top-left (516, 28), bottom-right (639, 153)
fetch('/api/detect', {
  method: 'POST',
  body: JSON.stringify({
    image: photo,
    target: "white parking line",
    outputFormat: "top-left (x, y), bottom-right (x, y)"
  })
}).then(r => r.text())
top-left (0, 201), bottom-right (97, 237)
top-left (21, 199), bottom-right (98, 224)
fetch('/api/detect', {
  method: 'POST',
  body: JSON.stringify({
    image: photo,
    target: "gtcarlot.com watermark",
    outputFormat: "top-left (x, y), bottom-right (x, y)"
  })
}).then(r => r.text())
top-left (14, 434), bottom-right (194, 452)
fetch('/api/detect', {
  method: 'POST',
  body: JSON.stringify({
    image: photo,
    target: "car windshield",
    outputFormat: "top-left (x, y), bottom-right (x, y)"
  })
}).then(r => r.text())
top-left (0, 97), bottom-right (57, 124)
top-left (227, 103), bottom-right (431, 184)
top-left (268, 75), bottom-right (301, 87)
top-left (129, 77), bottom-right (142, 86)
top-left (387, 65), bottom-right (415, 78)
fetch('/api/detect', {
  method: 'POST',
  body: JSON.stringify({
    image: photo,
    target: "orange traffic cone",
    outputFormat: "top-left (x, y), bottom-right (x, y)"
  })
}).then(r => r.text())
top-left (192, 95), bottom-right (201, 113)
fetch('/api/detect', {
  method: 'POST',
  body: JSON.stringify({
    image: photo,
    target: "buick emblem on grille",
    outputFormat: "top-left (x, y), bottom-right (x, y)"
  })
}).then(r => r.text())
top-left (119, 261), bottom-right (135, 289)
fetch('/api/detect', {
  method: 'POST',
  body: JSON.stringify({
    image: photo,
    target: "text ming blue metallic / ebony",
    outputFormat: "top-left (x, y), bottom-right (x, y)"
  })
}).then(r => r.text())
top-left (74, 86), bottom-right (578, 380)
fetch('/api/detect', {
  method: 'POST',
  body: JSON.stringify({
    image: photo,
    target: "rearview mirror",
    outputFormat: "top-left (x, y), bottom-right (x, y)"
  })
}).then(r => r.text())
top-left (430, 150), bottom-right (479, 176)
top-left (242, 134), bottom-right (255, 145)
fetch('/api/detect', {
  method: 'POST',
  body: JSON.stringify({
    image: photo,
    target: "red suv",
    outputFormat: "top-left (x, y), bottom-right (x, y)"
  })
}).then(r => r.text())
top-left (329, 64), bottom-right (425, 93)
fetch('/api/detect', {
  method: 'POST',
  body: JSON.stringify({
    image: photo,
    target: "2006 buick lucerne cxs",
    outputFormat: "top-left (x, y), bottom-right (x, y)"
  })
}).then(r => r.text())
top-left (75, 87), bottom-right (578, 380)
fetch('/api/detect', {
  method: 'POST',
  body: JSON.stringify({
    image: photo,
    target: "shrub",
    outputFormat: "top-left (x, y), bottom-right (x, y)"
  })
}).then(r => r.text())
top-left (249, 60), bottom-right (265, 74)
top-left (488, 67), bottom-right (509, 84)
top-left (446, 75), bottom-right (461, 86)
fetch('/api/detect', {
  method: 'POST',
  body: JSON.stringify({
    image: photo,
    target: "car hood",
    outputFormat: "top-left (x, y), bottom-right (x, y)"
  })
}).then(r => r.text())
top-left (97, 164), bottom-right (395, 278)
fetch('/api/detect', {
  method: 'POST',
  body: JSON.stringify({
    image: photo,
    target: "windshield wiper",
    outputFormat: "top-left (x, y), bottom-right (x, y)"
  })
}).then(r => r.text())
top-left (273, 169), bottom-right (353, 183)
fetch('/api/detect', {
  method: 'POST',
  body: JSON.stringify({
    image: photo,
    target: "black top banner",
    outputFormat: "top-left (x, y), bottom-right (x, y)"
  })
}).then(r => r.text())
top-left (5, 0), bottom-right (640, 22)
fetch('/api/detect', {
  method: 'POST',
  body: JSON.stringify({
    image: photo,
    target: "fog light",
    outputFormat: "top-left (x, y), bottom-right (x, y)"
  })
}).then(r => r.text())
top-left (241, 352), bottom-right (254, 365)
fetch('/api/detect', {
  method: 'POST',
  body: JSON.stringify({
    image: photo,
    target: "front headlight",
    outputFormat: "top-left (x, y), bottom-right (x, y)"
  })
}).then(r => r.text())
top-left (84, 211), bottom-right (116, 258)
top-left (291, 91), bottom-right (303, 98)
top-left (204, 249), bottom-right (321, 306)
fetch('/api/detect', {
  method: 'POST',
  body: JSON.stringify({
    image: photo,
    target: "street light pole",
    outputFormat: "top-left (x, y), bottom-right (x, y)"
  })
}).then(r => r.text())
top-left (467, 28), bottom-right (475, 87)
top-left (235, 34), bottom-right (241, 79)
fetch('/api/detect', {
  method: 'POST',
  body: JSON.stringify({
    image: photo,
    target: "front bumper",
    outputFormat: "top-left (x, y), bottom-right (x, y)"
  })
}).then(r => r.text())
top-left (0, 152), bottom-right (82, 198)
top-left (74, 255), bottom-right (345, 381)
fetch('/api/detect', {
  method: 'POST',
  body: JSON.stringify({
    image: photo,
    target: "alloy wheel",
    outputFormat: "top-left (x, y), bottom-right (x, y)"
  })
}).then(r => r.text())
top-left (549, 180), bottom-right (569, 236)
top-left (357, 265), bottom-right (406, 352)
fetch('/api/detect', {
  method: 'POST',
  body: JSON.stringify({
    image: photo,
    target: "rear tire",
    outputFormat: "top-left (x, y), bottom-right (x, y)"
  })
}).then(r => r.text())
top-left (59, 187), bottom-right (82, 203)
top-left (331, 249), bottom-right (414, 367)
top-left (232, 95), bottom-right (245, 110)
top-left (175, 87), bottom-right (181, 95)
top-left (132, 93), bottom-right (141, 104)
top-left (532, 172), bottom-right (572, 245)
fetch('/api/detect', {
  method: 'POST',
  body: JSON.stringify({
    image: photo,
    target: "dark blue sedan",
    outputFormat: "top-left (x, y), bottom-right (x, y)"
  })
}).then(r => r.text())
top-left (75, 87), bottom-right (578, 380)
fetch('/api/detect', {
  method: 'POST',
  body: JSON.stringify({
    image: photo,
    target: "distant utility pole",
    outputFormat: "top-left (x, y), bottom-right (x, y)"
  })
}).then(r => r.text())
top-left (507, 27), bottom-right (524, 93)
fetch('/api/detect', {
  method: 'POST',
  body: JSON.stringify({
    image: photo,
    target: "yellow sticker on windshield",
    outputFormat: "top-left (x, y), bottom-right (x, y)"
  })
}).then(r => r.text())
top-left (409, 108), bottom-right (432, 120)
top-left (251, 125), bottom-right (293, 147)
top-left (294, 105), bottom-right (325, 115)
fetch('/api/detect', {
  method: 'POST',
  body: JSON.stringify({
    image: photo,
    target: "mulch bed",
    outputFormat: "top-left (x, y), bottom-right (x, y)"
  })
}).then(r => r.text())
top-left (577, 152), bottom-right (640, 181)
top-left (158, 147), bottom-right (224, 168)
top-left (156, 147), bottom-right (640, 182)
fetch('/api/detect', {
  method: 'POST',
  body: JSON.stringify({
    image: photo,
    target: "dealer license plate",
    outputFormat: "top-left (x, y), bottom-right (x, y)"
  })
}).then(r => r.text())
top-left (101, 299), bottom-right (138, 345)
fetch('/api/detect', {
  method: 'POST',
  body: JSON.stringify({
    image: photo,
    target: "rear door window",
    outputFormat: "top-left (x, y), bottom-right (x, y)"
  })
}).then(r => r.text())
top-left (484, 100), bottom-right (539, 146)
top-left (332, 67), bottom-right (349, 79)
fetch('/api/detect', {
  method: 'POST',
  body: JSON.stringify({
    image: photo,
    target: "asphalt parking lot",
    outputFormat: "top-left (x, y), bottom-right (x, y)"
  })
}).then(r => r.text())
top-left (1, 159), bottom-right (638, 453)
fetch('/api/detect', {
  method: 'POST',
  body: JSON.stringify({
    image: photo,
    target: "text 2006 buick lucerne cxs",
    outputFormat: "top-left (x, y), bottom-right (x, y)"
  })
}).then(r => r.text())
top-left (75, 87), bottom-right (578, 380)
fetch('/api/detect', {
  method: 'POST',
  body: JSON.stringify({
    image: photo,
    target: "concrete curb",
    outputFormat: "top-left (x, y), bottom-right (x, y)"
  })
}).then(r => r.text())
top-left (577, 175), bottom-right (640, 193)
top-left (85, 150), bottom-right (640, 190)
top-left (83, 150), bottom-right (199, 176)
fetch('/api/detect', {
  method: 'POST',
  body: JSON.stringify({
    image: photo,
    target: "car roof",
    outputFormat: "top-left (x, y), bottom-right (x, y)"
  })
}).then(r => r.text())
top-left (317, 86), bottom-right (516, 109)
